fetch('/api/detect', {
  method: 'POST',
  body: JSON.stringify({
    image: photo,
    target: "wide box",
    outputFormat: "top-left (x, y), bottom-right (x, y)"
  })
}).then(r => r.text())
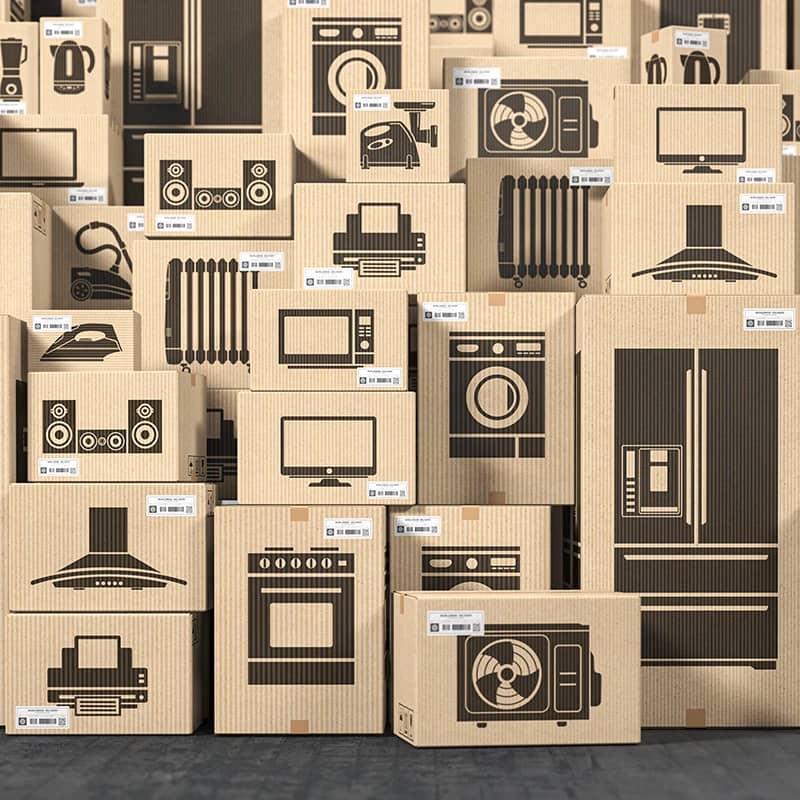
top-left (6, 612), bottom-right (207, 734)
top-left (8, 482), bottom-right (213, 612)
top-left (294, 183), bottom-right (466, 294)
top-left (602, 183), bottom-right (795, 295)
top-left (29, 370), bottom-right (207, 483)
top-left (214, 504), bottom-right (386, 734)
top-left (743, 70), bottom-right (800, 151)
top-left (577, 295), bottom-right (800, 727)
top-left (206, 388), bottom-right (238, 503)
top-left (133, 239), bottom-right (294, 389)
top-left (393, 591), bottom-right (641, 747)
top-left (430, 33), bottom-right (494, 89)
top-left (467, 157), bottom-right (612, 295)
top-left (614, 84), bottom-right (781, 184)
top-left (0, 21), bottom-right (39, 113)
top-left (237, 390), bottom-right (416, 506)
top-left (641, 26), bottom-right (727, 85)
top-left (144, 133), bottom-right (295, 238)
top-left (417, 292), bottom-right (574, 505)
top-left (248, 290), bottom-right (409, 392)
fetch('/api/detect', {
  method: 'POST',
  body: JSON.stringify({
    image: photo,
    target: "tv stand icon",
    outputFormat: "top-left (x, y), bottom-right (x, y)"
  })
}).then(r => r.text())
top-left (308, 476), bottom-right (352, 488)
top-left (684, 164), bottom-right (722, 174)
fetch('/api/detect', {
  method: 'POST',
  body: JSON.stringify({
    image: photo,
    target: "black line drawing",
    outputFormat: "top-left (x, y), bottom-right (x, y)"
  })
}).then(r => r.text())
top-left (280, 415), bottom-right (377, 487)
top-left (499, 174), bottom-right (591, 289)
top-left (421, 546), bottom-right (521, 590)
top-left (50, 40), bottom-right (95, 95)
top-left (449, 331), bottom-right (545, 459)
top-left (518, 0), bottom-right (602, 47)
top-left (645, 54), bottom-right (667, 84)
top-left (457, 623), bottom-right (602, 726)
top-left (360, 101), bottom-right (438, 170)
top-left (31, 506), bottom-right (187, 590)
top-left (160, 159), bottom-right (192, 210)
top-left (0, 128), bottom-right (83, 187)
top-left (48, 635), bottom-right (148, 716)
top-left (248, 547), bottom-right (355, 686)
top-left (614, 348), bottom-right (778, 669)
top-left (206, 407), bottom-right (237, 488)
top-left (278, 308), bottom-right (375, 369)
top-left (0, 37), bottom-right (28, 102)
top-left (430, 1), bottom-right (493, 34)
top-left (478, 80), bottom-right (599, 157)
top-left (312, 17), bottom-right (403, 137)
top-left (632, 205), bottom-right (777, 282)
top-left (16, 379), bottom-right (27, 483)
top-left (71, 221), bottom-right (133, 303)
top-left (10, 1), bottom-right (25, 23)
top-left (41, 324), bottom-right (123, 362)
top-left (680, 50), bottom-right (721, 84)
top-left (782, 95), bottom-right (799, 142)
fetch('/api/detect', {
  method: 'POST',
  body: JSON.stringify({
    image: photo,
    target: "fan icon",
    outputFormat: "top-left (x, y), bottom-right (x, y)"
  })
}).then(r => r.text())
top-left (489, 91), bottom-right (550, 151)
top-left (472, 638), bottom-right (543, 710)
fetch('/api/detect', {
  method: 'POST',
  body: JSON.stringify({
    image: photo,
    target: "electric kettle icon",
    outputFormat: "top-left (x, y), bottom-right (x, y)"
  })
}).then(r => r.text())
top-left (50, 40), bottom-right (95, 95)
top-left (680, 51), bottom-right (721, 84)
top-left (645, 54), bottom-right (668, 84)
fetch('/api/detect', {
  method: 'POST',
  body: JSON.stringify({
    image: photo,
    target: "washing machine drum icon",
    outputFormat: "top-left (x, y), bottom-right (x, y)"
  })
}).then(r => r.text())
top-left (466, 367), bottom-right (531, 430)
top-left (328, 50), bottom-right (388, 107)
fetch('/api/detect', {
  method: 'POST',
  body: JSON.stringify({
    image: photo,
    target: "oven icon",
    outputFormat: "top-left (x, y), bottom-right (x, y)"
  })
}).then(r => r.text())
top-left (421, 546), bottom-right (521, 590)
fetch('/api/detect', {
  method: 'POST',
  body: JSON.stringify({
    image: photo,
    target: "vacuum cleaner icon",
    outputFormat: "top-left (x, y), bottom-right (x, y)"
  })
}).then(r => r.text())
top-left (360, 101), bottom-right (439, 170)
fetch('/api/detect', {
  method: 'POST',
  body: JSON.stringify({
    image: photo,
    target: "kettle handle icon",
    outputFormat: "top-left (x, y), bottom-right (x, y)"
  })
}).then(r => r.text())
top-left (708, 56), bottom-right (721, 84)
top-left (81, 45), bottom-right (95, 74)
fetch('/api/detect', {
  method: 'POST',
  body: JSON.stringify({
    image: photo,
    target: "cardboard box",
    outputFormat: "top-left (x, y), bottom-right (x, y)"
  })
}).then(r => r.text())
top-left (743, 70), bottom-right (800, 151)
top-left (782, 155), bottom-right (800, 285)
top-left (214, 504), bottom-right (386, 734)
top-left (144, 133), bottom-right (295, 238)
top-left (0, 21), bottom-right (39, 113)
top-left (8, 482), bottom-right (213, 612)
top-left (248, 290), bottom-right (409, 392)
top-left (614, 84), bottom-right (781, 184)
top-left (577, 295), bottom-right (800, 727)
top-left (133, 239), bottom-right (295, 390)
top-left (602, 183), bottom-right (795, 295)
top-left (29, 370), bottom-right (207, 483)
top-left (0, 193), bottom-right (52, 320)
top-left (393, 591), bottom-right (641, 747)
top-left (237, 390), bottom-right (416, 506)
top-left (6, 612), bottom-right (207, 734)
top-left (430, 0), bottom-right (494, 38)
top-left (206, 389), bottom-right (238, 503)
top-left (430, 32), bottom-right (494, 89)
top-left (0, 113), bottom-right (122, 206)
top-left (40, 17), bottom-right (110, 116)
top-left (51, 205), bottom-right (143, 309)
top-left (294, 183), bottom-right (466, 294)
top-left (466, 157), bottom-right (612, 295)
top-left (345, 90), bottom-right (449, 183)
top-left (60, 0), bottom-right (100, 16)
top-left (417, 292), bottom-right (574, 505)
top-left (283, 1), bottom-right (430, 181)
top-left (28, 309), bottom-right (140, 372)
top-left (389, 505), bottom-right (558, 593)
top-left (445, 56), bottom-right (629, 180)
top-left (641, 26), bottom-right (727, 85)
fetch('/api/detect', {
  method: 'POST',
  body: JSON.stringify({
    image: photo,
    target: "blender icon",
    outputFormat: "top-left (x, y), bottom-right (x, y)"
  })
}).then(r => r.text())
top-left (0, 37), bottom-right (28, 102)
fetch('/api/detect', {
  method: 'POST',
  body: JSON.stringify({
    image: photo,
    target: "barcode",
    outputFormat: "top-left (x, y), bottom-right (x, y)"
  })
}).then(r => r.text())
top-left (322, 279), bottom-right (344, 284)
top-left (447, 624), bottom-right (472, 631)
top-left (54, 468), bottom-right (71, 473)
top-left (410, 526), bottom-right (437, 533)
top-left (35, 718), bottom-right (57, 725)
top-left (378, 490), bottom-right (400, 496)
top-left (765, 320), bottom-right (785, 326)
top-left (166, 506), bottom-right (186, 513)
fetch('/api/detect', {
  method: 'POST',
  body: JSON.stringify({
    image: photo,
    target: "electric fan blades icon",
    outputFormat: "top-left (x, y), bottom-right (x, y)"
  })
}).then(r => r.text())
top-left (472, 638), bottom-right (543, 710)
top-left (489, 91), bottom-right (550, 151)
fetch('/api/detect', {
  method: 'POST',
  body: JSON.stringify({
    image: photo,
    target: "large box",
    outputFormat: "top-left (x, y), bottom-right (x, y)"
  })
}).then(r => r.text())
top-left (6, 612), bottom-right (207, 734)
top-left (29, 370), bottom-right (207, 483)
top-left (0, 21), bottom-right (39, 113)
top-left (577, 295), bottom-right (800, 727)
top-left (614, 84), bottom-right (781, 184)
top-left (206, 388), bottom-right (238, 503)
top-left (144, 133), bottom-right (295, 238)
top-left (743, 70), bottom-right (800, 152)
top-left (214, 504), bottom-right (385, 734)
top-left (237, 390), bottom-right (416, 506)
top-left (8, 482), bottom-right (213, 612)
top-left (783, 155), bottom-right (800, 286)
top-left (133, 239), bottom-right (295, 390)
top-left (430, 33), bottom-right (494, 89)
top-left (393, 591), bottom-right (641, 747)
top-left (417, 292), bottom-right (574, 505)
top-left (641, 26), bottom-right (727, 85)
top-left (248, 290), bottom-right (409, 392)
top-left (602, 183), bottom-right (795, 295)
top-left (467, 157), bottom-right (612, 295)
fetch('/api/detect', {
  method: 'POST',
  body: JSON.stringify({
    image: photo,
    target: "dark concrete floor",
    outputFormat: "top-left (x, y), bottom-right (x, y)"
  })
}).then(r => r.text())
top-left (1, 726), bottom-right (798, 799)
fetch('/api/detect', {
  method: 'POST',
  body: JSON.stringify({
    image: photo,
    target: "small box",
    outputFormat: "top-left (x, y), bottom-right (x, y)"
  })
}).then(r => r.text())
top-left (743, 70), bottom-right (800, 152)
top-left (206, 389), bottom-right (238, 503)
top-left (641, 26), bottom-right (727, 85)
top-left (430, 33), bottom-right (494, 89)
top-left (0, 21), bottom-right (39, 113)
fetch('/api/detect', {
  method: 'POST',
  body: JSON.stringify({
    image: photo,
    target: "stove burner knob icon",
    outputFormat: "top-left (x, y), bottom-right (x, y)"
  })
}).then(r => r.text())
top-left (275, 557), bottom-right (286, 569)
top-left (466, 557), bottom-right (479, 570)
top-left (306, 557), bottom-right (317, 569)
top-left (259, 557), bottom-right (270, 570)
top-left (321, 557), bottom-right (333, 570)
top-left (290, 557), bottom-right (302, 569)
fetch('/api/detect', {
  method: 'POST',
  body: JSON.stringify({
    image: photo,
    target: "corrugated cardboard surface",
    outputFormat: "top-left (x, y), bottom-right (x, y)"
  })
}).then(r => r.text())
top-left (603, 183), bottom-right (795, 295)
top-left (206, 388), bottom-right (238, 502)
top-left (6, 612), bottom-right (207, 734)
top-left (283, 1), bottom-right (430, 181)
top-left (144, 133), bottom-right (295, 238)
top-left (445, 56), bottom-right (630, 180)
top-left (389, 505), bottom-right (554, 592)
top-left (8, 482), bottom-right (213, 612)
top-left (744, 70), bottom-right (800, 150)
top-left (214, 505), bottom-right (386, 734)
top-left (614, 84), bottom-right (781, 184)
top-left (430, 0), bottom-right (494, 40)
top-left (61, 0), bottom-right (98, 15)
top-left (29, 370), bottom-right (207, 482)
top-left (28, 309), bottom-right (140, 372)
top-left (417, 292), bottom-right (574, 505)
top-left (577, 295), bottom-right (800, 726)
top-left (132, 239), bottom-right (295, 389)
top-left (430, 33), bottom-right (494, 90)
top-left (249, 290), bottom-right (409, 391)
top-left (0, 21), bottom-right (39, 112)
top-left (237, 390), bottom-right (416, 505)
top-left (641, 26), bottom-right (727, 85)
top-left (393, 591), bottom-right (641, 747)
top-left (294, 183), bottom-right (466, 294)
top-left (466, 157), bottom-right (612, 295)
top-left (782, 155), bottom-right (800, 285)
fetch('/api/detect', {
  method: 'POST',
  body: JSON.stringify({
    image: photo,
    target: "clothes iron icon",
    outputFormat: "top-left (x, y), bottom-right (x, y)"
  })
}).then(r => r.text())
top-left (41, 323), bottom-right (122, 362)
top-left (360, 101), bottom-right (439, 170)
top-left (645, 54), bottom-right (667, 84)
top-left (680, 50), bottom-right (721, 84)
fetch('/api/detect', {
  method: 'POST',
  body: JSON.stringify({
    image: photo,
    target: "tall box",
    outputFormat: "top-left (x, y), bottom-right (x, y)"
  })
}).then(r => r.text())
top-left (0, 21), bottom-right (39, 113)
top-left (743, 70), bottom-right (800, 153)
top-left (641, 26), bottom-right (727, 84)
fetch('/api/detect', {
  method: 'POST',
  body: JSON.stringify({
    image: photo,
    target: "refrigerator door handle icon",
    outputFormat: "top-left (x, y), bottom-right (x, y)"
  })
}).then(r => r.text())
top-left (700, 367), bottom-right (708, 527)
top-left (183, 0), bottom-right (191, 112)
top-left (196, 0), bottom-right (203, 110)
top-left (685, 368), bottom-right (693, 528)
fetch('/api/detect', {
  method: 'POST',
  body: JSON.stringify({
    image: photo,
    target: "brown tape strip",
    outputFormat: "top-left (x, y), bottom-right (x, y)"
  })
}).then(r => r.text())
top-left (290, 720), bottom-right (309, 734)
top-left (650, 30), bottom-right (660, 42)
top-left (461, 507), bottom-right (480, 521)
top-left (488, 293), bottom-right (506, 307)
top-left (686, 296), bottom-right (706, 315)
top-left (488, 491), bottom-right (506, 505)
top-left (686, 708), bottom-right (706, 728)
top-left (289, 507), bottom-right (310, 522)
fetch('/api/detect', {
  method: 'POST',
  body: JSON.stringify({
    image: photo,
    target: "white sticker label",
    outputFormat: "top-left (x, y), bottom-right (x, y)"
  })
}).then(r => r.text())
top-left (239, 251), bottom-right (285, 272)
top-left (155, 213), bottom-right (196, 232)
top-left (16, 707), bottom-right (70, 730)
top-left (146, 495), bottom-right (197, 517)
top-left (783, 144), bottom-right (798, 156)
top-left (588, 46), bottom-right (628, 58)
top-left (452, 67), bottom-right (501, 89)
top-left (127, 212), bottom-right (145, 232)
top-left (394, 515), bottom-right (442, 537)
top-left (421, 302), bottom-right (468, 323)
top-left (0, 100), bottom-right (25, 115)
top-left (740, 193), bottom-right (786, 214)
top-left (32, 315), bottom-right (72, 333)
top-left (428, 611), bottom-right (484, 637)
top-left (743, 308), bottom-right (796, 331)
top-left (674, 29), bottom-right (710, 48)
top-left (357, 367), bottom-right (403, 388)
top-left (38, 458), bottom-right (79, 477)
top-left (304, 267), bottom-right (354, 289)
top-left (367, 481), bottom-right (409, 500)
top-left (78, 0), bottom-right (98, 5)
top-left (287, 0), bottom-right (329, 6)
top-left (353, 93), bottom-right (391, 111)
top-left (323, 518), bottom-right (373, 539)
top-left (43, 21), bottom-right (84, 38)
top-left (736, 168), bottom-right (776, 184)
top-left (569, 166), bottom-right (613, 186)
top-left (68, 187), bottom-right (107, 205)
